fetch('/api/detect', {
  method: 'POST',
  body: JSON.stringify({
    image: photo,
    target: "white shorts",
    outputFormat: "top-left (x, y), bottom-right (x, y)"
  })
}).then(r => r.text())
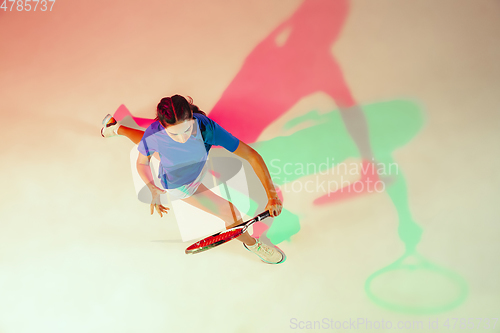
top-left (165, 161), bottom-right (209, 201)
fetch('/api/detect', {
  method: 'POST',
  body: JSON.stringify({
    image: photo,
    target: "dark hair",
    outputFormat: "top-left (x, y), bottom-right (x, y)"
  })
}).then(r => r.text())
top-left (155, 95), bottom-right (206, 127)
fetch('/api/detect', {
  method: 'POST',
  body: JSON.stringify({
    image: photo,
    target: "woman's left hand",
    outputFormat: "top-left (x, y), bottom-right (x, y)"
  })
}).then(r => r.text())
top-left (266, 197), bottom-right (283, 217)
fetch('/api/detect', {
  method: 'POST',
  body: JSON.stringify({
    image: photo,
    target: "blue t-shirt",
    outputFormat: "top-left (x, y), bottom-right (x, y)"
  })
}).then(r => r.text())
top-left (138, 113), bottom-right (240, 189)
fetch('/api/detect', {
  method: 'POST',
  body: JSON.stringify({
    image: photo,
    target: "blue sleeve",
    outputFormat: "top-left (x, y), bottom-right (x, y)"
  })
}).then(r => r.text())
top-left (199, 114), bottom-right (240, 152)
top-left (137, 127), bottom-right (157, 156)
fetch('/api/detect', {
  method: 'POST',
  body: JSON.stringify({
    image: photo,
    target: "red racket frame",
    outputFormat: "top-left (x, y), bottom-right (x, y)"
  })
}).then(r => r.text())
top-left (185, 210), bottom-right (271, 254)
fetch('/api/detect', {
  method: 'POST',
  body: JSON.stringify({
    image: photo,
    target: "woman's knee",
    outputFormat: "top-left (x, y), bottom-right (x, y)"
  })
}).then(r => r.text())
top-left (218, 201), bottom-right (241, 225)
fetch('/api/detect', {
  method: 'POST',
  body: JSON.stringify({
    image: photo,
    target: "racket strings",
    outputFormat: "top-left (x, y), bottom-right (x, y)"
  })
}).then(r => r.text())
top-left (198, 229), bottom-right (241, 247)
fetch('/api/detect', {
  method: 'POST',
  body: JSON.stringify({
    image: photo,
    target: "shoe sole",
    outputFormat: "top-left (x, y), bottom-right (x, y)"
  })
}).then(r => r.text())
top-left (102, 114), bottom-right (112, 125)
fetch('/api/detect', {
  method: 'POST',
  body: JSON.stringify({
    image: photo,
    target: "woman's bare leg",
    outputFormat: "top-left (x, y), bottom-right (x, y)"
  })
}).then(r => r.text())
top-left (102, 114), bottom-right (146, 144)
top-left (181, 183), bottom-right (257, 246)
top-left (117, 126), bottom-right (145, 145)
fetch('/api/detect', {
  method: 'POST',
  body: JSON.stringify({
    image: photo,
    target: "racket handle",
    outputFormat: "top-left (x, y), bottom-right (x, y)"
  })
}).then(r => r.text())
top-left (255, 210), bottom-right (271, 221)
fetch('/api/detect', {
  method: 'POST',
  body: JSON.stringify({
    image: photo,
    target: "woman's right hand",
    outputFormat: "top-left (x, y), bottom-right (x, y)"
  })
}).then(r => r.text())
top-left (149, 185), bottom-right (169, 217)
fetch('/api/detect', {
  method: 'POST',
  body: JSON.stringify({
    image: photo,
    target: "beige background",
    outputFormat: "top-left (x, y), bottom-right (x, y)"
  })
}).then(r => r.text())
top-left (0, 0), bottom-right (499, 332)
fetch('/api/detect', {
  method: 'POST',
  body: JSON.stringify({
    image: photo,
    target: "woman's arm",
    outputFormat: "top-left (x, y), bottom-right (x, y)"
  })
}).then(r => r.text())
top-left (232, 141), bottom-right (283, 217)
top-left (137, 153), bottom-right (169, 217)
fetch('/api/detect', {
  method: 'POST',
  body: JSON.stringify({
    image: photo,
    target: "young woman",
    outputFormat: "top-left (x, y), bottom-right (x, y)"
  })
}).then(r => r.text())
top-left (101, 94), bottom-right (285, 264)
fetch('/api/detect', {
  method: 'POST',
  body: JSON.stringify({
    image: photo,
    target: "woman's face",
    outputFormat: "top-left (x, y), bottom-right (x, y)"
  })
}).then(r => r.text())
top-left (164, 119), bottom-right (194, 143)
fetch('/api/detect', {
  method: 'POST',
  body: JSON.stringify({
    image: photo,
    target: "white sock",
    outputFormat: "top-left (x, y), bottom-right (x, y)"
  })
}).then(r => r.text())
top-left (247, 238), bottom-right (258, 247)
top-left (113, 124), bottom-right (121, 135)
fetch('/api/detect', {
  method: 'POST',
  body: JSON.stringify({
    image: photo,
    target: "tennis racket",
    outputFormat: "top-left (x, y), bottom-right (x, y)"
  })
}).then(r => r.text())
top-left (185, 210), bottom-right (271, 255)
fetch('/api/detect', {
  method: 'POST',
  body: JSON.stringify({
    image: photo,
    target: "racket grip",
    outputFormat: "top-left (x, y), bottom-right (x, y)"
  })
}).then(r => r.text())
top-left (256, 210), bottom-right (271, 221)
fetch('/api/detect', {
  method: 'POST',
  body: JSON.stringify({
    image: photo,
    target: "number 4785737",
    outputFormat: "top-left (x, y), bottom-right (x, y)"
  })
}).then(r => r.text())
top-left (1, 0), bottom-right (56, 11)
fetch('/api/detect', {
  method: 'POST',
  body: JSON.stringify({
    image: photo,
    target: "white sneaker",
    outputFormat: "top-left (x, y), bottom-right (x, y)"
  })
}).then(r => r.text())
top-left (101, 114), bottom-right (121, 138)
top-left (244, 238), bottom-right (286, 264)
